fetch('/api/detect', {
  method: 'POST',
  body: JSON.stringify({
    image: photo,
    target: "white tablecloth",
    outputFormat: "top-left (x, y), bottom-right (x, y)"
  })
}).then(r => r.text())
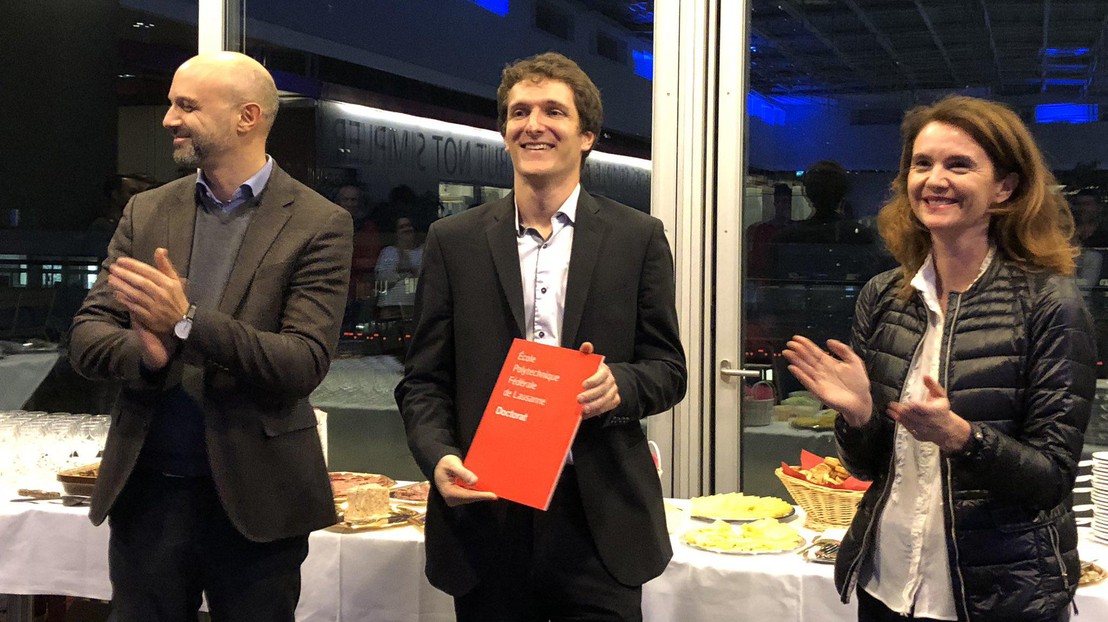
top-left (2, 499), bottom-right (1106, 621)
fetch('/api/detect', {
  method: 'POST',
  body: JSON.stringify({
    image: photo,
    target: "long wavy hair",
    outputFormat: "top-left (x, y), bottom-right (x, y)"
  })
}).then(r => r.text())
top-left (877, 95), bottom-right (1076, 297)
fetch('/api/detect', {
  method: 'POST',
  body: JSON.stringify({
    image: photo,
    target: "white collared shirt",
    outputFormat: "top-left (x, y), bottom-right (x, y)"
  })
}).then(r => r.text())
top-left (860, 247), bottom-right (995, 620)
top-left (515, 184), bottom-right (580, 347)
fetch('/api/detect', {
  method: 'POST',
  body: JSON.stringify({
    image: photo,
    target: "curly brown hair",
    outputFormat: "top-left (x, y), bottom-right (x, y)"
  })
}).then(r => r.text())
top-left (877, 95), bottom-right (1076, 296)
top-left (496, 52), bottom-right (603, 161)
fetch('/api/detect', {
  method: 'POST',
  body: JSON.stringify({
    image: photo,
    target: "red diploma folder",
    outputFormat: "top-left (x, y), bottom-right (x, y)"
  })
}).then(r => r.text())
top-left (463, 338), bottom-right (603, 510)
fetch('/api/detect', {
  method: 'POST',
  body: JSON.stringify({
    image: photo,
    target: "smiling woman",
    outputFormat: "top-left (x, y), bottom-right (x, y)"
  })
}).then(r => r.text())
top-left (782, 95), bottom-right (1095, 622)
top-left (907, 121), bottom-right (1016, 245)
top-left (878, 96), bottom-right (1078, 298)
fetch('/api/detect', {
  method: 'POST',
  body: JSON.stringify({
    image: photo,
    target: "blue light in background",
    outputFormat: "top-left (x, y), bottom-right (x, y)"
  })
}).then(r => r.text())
top-left (626, 1), bottom-right (653, 24)
top-left (748, 91), bottom-right (785, 126)
top-left (468, 0), bottom-right (509, 16)
top-left (1043, 78), bottom-right (1088, 87)
top-left (633, 50), bottom-right (653, 80)
top-left (1044, 47), bottom-right (1090, 57)
top-left (1034, 103), bottom-right (1098, 124)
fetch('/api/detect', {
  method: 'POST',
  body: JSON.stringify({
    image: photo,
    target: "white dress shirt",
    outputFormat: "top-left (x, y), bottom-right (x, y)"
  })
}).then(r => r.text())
top-left (859, 247), bottom-right (995, 619)
top-left (516, 185), bottom-right (579, 347)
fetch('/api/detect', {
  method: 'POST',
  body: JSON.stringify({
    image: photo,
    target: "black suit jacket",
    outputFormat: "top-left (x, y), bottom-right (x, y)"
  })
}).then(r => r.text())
top-left (396, 190), bottom-right (687, 595)
top-left (69, 164), bottom-right (353, 542)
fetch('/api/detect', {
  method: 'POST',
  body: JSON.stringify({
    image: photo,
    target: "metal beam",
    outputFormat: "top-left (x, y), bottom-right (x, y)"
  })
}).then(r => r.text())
top-left (749, 26), bottom-right (845, 92)
top-left (978, 0), bottom-right (1003, 86)
top-left (911, 0), bottom-right (961, 85)
top-left (1083, 5), bottom-right (1108, 95)
top-left (841, 0), bottom-right (918, 89)
top-left (772, 0), bottom-right (881, 90)
top-left (1040, 0), bottom-right (1051, 92)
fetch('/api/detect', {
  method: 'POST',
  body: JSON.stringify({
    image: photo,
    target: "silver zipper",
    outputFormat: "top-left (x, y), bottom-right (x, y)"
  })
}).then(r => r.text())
top-left (840, 295), bottom-right (929, 603)
top-left (942, 291), bottom-right (972, 622)
top-left (1049, 523), bottom-right (1070, 591)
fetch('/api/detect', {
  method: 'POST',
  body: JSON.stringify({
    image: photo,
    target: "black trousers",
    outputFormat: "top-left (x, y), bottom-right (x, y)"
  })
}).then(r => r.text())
top-left (857, 587), bottom-right (1072, 622)
top-left (106, 469), bottom-right (309, 622)
top-left (454, 467), bottom-right (643, 622)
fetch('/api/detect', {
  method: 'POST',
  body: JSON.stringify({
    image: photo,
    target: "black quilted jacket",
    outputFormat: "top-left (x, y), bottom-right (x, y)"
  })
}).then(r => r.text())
top-left (833, 256), bottom-right (1096, 622)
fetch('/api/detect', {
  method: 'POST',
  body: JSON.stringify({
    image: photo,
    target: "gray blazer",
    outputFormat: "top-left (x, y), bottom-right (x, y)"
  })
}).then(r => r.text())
top-left (69, 164), bottom-right (353, 542)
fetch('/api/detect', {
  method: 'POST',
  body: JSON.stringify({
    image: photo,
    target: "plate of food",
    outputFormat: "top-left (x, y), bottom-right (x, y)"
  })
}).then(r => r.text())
top-left (390, 481), bottom-right (430, 504)
top-left (790, 409), bottom-right (838, 431)
top-left (330, 505), bottom-right (422, 533)
top-left (57, 462), bottom-right (100, 497)
top-left (800, 538), bottom-right (840, 564)
top-left (329, 472), bottom-right (396, 501)
top-left (683, 518), bottom-right (805, 555)
top-left (331, 481), bottom-right (421, 532)
top-left (689, 492), bottom-right (795, 523)
top-left (1080, 561), bottom-right (1107, 587)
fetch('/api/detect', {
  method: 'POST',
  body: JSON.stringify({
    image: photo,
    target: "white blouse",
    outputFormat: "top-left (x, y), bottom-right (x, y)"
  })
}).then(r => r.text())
top-left (859, 247), bottom-right (994, 619)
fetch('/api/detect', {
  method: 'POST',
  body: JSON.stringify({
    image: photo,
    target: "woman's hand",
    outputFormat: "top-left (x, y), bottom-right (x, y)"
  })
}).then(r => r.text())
top-left (782, 336), bottom-right (872, 427)
top-left (886, 375), bottom-right (971, 454)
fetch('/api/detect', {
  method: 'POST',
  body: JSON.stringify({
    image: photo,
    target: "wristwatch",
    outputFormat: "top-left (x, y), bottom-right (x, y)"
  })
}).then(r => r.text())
top-left (958, 424), bottom-right (986, 459)
top-left (173, 304), bottom-right (197, 340)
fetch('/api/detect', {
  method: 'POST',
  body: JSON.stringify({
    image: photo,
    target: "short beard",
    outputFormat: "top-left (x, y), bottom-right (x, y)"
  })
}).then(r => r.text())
top-left (171, 134), bottom-right (213, 168)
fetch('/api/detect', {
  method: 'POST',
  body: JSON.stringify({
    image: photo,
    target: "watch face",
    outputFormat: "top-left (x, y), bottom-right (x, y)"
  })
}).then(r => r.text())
top-left (174, 318), bottom-right (191, 340)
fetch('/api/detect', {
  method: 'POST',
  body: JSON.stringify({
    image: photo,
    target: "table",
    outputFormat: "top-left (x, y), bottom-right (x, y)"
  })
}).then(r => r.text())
top-left (2, 500), bottom-right (1106, 621)
top-left (0, 351), bottom-right (59, 409)
top-left (742, 420), bottom-right (837, 497)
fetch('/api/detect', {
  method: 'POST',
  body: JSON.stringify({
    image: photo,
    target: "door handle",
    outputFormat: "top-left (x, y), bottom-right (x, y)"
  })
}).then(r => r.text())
top-left (719, 359), bottom-right (761, 379)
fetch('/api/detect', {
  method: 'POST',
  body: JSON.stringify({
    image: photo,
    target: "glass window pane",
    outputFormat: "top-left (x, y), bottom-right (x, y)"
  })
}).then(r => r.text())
top-left (244, 0), bottom-right (655, 479)
top-left (740, 1), bottom-right (1108, 497)
top-left (0, 2), bottom-right (197, 418)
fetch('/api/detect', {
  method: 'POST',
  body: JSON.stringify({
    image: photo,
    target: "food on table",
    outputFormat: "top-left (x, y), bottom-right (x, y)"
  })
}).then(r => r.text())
top-left (390, 481), bottom-right (430, 502)
top-left (690, 492), bottom-right (793, 520)
top-left (802, 538), bottom-right (841, 564)
top-left (684, 518), bottom-right (803, 552)
top-left (16, 489), bottom-right (62, 500)
top-left (782, 395), bottom-right (820, 408)
top-left (795, 456), bottom-right (851, 487)
top-left (791, 408), bottom-right (838, 430)
top-left (59, 463), bottom-right (100, 479)
top-left (57, 463), bottom-right (101, 497)
top-left (1080, 561), bottom-right (1107, 587)
top-left (329, 472), bottom-right (396, 500)
top-left (344, 483), bottom-right (391, 522)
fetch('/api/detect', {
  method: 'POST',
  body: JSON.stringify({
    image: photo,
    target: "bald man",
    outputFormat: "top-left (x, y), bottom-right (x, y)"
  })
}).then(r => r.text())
top-left (69, 52), bottom-right (353, 621)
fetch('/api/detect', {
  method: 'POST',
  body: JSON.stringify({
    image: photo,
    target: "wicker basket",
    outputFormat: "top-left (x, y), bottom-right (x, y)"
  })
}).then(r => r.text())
top-left (742, 380), bottom-right (775, 427)
top-left (775, 467), bottom-right (864, 531)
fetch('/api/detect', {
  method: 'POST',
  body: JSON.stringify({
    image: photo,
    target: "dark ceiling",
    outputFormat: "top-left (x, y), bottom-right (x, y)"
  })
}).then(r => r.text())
top-left (588, 0), bottom-right (1108, 99)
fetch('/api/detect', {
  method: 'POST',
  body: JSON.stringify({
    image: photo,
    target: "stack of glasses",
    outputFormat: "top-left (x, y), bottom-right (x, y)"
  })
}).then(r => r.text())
top-left (1093, 451), bottom-right (1108, 545)
top-left (0, 410), bottom-right (110, 493)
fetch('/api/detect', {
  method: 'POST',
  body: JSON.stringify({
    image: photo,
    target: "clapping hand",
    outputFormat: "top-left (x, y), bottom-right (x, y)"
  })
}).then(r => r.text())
top-left (782, 336), bottom-right (872, 428)
top-left (108, 248), bottom-right (189, 370)
top-left (886, 376), bottom-right (971, 454)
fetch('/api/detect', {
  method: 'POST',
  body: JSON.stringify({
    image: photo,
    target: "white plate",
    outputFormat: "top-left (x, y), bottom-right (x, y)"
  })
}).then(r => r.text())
top-left (690, 506), bottom-right (797, 524)
top-left (684, 535), bottom-right (807, 556)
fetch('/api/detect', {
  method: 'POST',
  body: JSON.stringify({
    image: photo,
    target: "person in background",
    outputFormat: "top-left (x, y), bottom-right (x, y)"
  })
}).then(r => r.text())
top-left (374, 215), bottom-right (422, 321)
top-left (1075, 187), bottom-right (1108, 247)
top-left (396, 52), bottom-right (686, 621)
top-left (777, 160), bottom-right (874, 245)
top-left (334, 182), bottom-right (382, 311)
top-left (90, 174), bottom-right (157, 233)
top-left (784, 95), bottom-right (1094, 622)
top-left (1070, 189), bottom-right (1104, 287)
top-left (69, 51), bottom-right (352, 621)
top-left (746, 182), bottom-right (793, 278)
